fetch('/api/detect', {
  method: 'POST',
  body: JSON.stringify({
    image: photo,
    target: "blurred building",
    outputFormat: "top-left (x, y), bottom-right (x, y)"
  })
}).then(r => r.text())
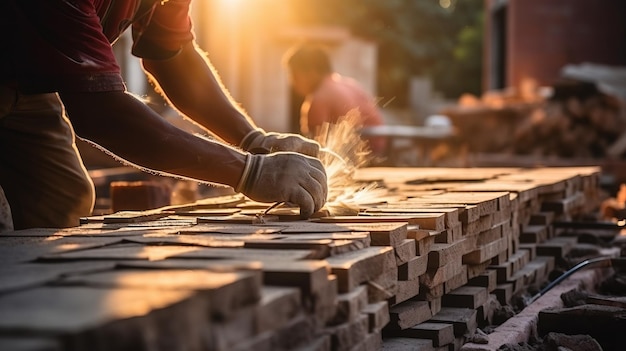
top-left (484, 0), bottom-right (626, 90)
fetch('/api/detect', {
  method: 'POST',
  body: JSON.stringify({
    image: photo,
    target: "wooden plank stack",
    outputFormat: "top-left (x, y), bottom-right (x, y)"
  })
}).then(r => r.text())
top-left (0, 167), bottom-right (602, 351)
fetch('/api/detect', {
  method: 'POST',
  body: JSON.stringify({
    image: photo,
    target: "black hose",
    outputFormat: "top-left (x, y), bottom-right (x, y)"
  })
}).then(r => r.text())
top-left (527, 257), bottom-right (625, 305)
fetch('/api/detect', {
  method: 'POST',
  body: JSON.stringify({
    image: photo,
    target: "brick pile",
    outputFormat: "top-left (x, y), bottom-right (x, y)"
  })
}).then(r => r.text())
top-left (0, 167), bottom-right (602, 351)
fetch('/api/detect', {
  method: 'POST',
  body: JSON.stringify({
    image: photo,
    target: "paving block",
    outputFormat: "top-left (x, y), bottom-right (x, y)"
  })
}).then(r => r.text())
top-left (398, 255), bottom-right (428, 281)
top-left (327, 247), bottom-right (396, 293)
top-left (59, 268), bottom-right (261, 320)
top-left (0, 286), bottom-right (209, 350)
top-left (382, 337), bottom-right (435, 351)
top-left (329, 286), bottom-right (368, 326)
top-left (362, 301), bottom-right (390, 332)
top-left (387, 300), bottom-right (433, 331)
top-left (442, 286), bottom-right (488, 310)
top-left (429, 307), bottom-right (477, 337)
top-left (394, 239), bottom-right (417, 266)
top-left (392, 322), bottom-right (454, 347)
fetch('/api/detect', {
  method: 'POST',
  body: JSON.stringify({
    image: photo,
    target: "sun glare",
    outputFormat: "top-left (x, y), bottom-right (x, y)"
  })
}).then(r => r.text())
top-left (217, 0), bottom-right (244, 11)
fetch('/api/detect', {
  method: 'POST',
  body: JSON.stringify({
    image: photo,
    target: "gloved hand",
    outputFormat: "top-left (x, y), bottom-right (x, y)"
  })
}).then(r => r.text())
top-left (236, 152), bottom-right (328, 218)
top-left (240, 128), bottom-right (320, 157)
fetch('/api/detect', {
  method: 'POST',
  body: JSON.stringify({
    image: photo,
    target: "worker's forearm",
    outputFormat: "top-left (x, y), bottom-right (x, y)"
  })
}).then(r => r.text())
top-left (142, 42), bottom-right (256, 145)
top-left (59, 90), bottom-right (246, 187)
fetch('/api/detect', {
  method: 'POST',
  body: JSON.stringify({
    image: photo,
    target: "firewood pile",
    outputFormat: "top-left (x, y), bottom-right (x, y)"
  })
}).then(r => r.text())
top-left (442, 80), bottom-right (626, 161)
top-left (513, 81), bottom-right (625, 158)
top-left (0, 166), bottom-right (614, 351)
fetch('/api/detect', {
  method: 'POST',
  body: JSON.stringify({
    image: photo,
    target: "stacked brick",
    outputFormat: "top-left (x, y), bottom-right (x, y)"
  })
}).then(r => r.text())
top-left (0, 167), bottom-right (601, 351)
top-left (354, 167), bottom-right (600, 349)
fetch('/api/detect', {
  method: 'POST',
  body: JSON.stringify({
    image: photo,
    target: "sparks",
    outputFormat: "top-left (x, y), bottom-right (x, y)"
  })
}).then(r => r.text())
top-left (314, 109), bottom-right (383, 215)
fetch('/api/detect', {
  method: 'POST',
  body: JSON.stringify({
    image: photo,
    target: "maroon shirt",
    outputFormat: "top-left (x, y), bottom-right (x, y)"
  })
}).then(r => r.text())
top-left (1, 0), bottom-right (194, 93)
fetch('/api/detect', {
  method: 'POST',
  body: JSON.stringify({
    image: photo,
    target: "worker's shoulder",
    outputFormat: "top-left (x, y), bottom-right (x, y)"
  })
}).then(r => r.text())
top-left (315, 75), bottom-right (359, 101)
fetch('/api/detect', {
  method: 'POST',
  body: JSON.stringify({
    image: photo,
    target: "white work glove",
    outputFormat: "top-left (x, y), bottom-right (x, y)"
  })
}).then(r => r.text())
top-left (236, 152), bottom-right (328, 218)
top-left (240, 128), bottom-right (320, 157)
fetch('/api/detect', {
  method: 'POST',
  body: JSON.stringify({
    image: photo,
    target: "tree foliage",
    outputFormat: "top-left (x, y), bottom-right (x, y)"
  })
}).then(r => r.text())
top-left (293, 0), bottom-right (484, 104)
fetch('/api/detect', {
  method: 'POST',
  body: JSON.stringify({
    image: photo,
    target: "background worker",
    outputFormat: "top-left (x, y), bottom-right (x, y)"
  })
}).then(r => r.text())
top-left (284, 43), bottom-right (387, 156)
top-left (0, 0), bottom-right (327, 230)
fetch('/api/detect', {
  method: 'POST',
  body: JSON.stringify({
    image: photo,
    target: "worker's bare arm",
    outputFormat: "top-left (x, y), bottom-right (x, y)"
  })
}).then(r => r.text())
top-left (60, 91), bottom-right (326, 216)
top-left (142, 42), bottom-right (321, 157)
top-left (141, 42), bottom-right (255, 145)
top-left (59, 90), bottom-right (245, 187)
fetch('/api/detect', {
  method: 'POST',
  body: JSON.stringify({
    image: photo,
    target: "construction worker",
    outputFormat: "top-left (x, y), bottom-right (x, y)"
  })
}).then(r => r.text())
top-left (0, 0), bottom-right (327, 229)
top-left (284, 43), bottom-right (387, 156)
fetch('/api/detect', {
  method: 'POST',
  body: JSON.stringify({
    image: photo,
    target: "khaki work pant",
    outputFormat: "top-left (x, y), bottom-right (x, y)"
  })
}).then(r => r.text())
top-left (0, 86), bottom-right (95, 230)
